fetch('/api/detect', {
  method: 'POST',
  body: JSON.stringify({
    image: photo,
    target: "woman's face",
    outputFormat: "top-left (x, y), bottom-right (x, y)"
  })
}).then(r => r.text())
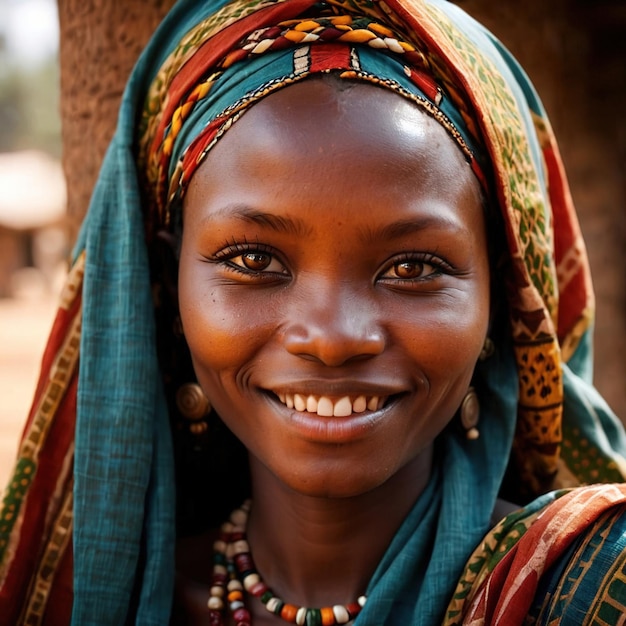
top-left (179, 80), bottom-right (490, 499)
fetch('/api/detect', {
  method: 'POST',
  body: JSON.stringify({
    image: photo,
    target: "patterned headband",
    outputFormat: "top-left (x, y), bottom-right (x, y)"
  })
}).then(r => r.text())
top-left (139, 7), bottom-right (488, 229)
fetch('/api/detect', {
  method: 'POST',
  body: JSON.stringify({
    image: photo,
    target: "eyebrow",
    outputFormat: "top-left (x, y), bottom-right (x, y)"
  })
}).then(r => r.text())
top-left (200, 204), bottom-right (312, 237)
top-left (360, 214), bottom-right (467, 244)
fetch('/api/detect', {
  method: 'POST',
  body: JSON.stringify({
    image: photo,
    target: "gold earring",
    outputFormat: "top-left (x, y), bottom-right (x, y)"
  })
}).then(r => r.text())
top-left (479, 337), bottom-right (494, 361)
top-left (460, 386), bottom-right (480, 440)
top-left (176, 383), bottom-right (212, 435)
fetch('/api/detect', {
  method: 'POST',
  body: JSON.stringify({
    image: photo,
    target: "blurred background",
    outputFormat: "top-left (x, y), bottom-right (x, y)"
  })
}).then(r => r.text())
top-left (0, 0), bottom-right (66, 486)
top-left (0, 0), bottom-right (624, 488)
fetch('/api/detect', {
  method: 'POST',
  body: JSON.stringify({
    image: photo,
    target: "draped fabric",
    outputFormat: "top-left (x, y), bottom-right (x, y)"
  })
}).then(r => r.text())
top-left (1, 0), bottom-right (626, 624)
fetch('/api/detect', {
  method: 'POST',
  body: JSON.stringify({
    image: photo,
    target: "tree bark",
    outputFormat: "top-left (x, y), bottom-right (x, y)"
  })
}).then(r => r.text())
top-left (58, 0), bottom-right (176, 240)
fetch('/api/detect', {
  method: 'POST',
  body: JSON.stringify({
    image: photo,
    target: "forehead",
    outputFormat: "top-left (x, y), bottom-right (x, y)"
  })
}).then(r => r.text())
top-left (184, 78), bottom-right (483, 232)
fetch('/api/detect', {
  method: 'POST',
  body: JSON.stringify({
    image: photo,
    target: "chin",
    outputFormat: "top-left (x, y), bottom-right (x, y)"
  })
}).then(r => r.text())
top-left (273, 461), bottom-right (398, 500)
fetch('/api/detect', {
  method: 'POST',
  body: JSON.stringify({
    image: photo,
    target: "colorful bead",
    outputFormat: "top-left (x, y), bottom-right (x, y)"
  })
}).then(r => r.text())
top-left (232, 607), bottom-right (251, 622)
top-left (209, 501), bottom-right (367, 626)
top-left (207, 596), bottom-right (224, 610)
top-left (233, 539), bottom-right (250, 554)
top-left (266, 597), bottom-right (282, 613)
top-left (228, 590), bottom-right (244, 602)
top-left (320, 606), bottom-right (335, 626)
top-left (243, 572), bottom-right (260, 591)
top-left (332, 605), bottom-right (350, 624)
top-left (208, 609), bottom-right (223, 625)
top-left (249, 581), bottom-right (269, 597)
top-left (346, 602), bottom-right (361, 618)
top-left (296, 607), bottom-right (307, 625)
top-left (281, 603), bottom-right (299, 622)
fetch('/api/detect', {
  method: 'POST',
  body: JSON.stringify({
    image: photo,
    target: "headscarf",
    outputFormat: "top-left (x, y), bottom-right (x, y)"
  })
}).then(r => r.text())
top-left (1, 0), bottom-right (626, 624)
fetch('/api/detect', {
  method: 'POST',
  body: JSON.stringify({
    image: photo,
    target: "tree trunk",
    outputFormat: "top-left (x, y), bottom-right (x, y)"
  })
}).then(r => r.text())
top-left (58, 0), bottom-right (176, 240)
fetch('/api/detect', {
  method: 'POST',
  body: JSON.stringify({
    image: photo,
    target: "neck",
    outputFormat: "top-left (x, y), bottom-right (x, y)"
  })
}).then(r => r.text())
top-left (246, 447), bottom-right (433, 608)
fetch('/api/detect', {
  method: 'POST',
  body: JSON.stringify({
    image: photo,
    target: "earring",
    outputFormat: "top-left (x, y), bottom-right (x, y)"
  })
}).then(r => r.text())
top-left (479, 337), bottom-right (494, 361)
top-left (460, 386), bottom-right (480, 440)
top-left (176, 383), bottom-right (212, 435)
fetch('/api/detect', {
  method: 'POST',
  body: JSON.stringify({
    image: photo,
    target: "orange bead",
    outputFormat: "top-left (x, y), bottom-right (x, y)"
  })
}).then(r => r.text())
top-left (321, 607), bottom-right (336, 626)
top-left (227, 590), bottom-right (243, 602)
top-left (280, 604), bottom-right (298, 623)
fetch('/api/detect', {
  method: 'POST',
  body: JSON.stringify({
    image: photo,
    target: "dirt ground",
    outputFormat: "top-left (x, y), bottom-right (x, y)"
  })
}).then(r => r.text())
top-left (0, 287), bottom-right (59, 488)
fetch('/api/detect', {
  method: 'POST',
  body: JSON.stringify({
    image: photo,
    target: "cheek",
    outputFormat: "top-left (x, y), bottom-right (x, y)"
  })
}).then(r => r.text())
top-left (177, 253), bottom-right (267, 375)
top-left (394, 293), bottom-right (489, 364)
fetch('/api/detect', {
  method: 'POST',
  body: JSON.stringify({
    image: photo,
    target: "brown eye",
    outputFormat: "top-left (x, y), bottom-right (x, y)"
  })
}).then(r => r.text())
top-left (228, 250), bottom-right (288, 275)
top-left (393, 261), bottom-right (425, 279)
top-left (242, 252), bottom-right (271, 271)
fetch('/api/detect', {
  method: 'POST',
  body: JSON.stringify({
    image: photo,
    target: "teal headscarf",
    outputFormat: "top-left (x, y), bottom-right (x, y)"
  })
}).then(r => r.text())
top-left (63, 0), bottom-right (626, 623)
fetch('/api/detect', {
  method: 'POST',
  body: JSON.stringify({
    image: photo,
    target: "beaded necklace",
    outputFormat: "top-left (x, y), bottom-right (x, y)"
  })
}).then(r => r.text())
top-left (207, 501), bottom-right (368, 625)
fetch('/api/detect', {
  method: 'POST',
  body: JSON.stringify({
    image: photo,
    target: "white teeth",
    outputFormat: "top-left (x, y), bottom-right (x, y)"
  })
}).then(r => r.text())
top-left (277, 393), bottom-right (386, 416)
top-left (306, 395), bottom-right (318, 412)
top-left (353, 396), bottom-right (367, 413)
top-left (294, 394), bottom-right (307, 411)
top-left (317, 397), bottom-right (334, 417)
top-left (333, 396), bottom-right (352, 417)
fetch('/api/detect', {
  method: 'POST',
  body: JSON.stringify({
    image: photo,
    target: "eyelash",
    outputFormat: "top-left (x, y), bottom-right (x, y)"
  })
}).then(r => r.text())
top-left (380, 252), bottom-right (452, 282)
top-left (210, 241), bottom-right (453, 283)
top-left (211, 240), bottom-right (288, 278)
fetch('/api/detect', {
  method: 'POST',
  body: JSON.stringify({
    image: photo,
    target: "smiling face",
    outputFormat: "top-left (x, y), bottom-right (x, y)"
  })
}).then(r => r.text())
top-left (178, 79), bottom-right (490, 499)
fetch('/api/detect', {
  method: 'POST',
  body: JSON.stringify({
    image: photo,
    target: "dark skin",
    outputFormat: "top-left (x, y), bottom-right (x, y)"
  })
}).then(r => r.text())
top-left (175, 79), bottom-right (490, 624)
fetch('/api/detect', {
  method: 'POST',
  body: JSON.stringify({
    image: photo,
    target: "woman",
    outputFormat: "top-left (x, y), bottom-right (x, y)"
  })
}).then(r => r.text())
top-left (2, 0), bottom-right (626, 624)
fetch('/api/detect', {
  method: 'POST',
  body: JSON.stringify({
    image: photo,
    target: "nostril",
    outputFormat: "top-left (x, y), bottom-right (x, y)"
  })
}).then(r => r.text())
top-left (283, 323), bottom-right (385, 366)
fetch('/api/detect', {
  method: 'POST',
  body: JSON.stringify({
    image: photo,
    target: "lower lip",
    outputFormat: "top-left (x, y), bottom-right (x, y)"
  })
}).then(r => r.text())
top-left (268, 396), bottom-right (394, 444)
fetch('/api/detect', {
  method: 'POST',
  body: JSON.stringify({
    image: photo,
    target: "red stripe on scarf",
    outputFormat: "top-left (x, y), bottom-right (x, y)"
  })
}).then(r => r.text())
top-left (150, 0), bottom-right (317, 159)
top-left (309, 43), bottom-right (352, 72)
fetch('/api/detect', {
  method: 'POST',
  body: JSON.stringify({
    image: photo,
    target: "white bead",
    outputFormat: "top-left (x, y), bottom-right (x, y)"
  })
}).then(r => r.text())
top-left (333, 605), bottom-right (350, 624)
top-left (230, 507), bottom-right (248, 526)
top-left (209, 585), bottom-right (224, 597)
top-left (232, 539), bottom-right (249, 555)
top-left (230, 600), bottom-right (245, 611)
top-left (296, 607), bottom-right (308, 625)
top-left (207, 596), bottom-right (224, 610)
top-left (243, 573), bottom-right (260, 591)
top-left (358, 595), bottom-right (368, 607)
top-left (227, 579), bottom-right (243, 591)
top-left (213, 539), bottom-right (227, 553)
top-left (266, 597), bottom-right (281, 612)
top-left (213, 564), bottom-right (227, 576)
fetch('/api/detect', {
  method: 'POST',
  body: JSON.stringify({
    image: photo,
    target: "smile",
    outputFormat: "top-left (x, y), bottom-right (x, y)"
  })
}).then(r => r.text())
top-left (275, 393), bottom-right (387, 417)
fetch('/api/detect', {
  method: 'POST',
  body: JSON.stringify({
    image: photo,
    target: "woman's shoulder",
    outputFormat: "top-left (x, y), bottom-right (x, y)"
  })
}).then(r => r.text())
top-left (444, 483), bottom-right (626, 625)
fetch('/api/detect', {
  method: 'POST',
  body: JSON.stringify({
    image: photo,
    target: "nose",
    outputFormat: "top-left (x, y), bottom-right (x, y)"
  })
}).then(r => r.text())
top-left (282, 290), bottom-right (386, 367)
